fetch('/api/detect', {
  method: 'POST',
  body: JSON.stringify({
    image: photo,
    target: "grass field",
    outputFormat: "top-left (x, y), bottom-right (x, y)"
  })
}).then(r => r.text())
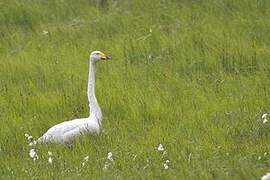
top-left (1, 0), bottom-right (270, 179)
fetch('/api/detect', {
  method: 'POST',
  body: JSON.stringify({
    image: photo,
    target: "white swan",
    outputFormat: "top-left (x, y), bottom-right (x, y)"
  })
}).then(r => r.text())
top-left (38, 51), bottom-right (111, 144)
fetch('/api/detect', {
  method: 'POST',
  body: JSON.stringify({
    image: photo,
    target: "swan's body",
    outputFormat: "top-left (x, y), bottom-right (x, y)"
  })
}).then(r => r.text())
top-left (38, 116), bottom-right (100, 144)
top-left (38, 51), bottom-right (110, 144)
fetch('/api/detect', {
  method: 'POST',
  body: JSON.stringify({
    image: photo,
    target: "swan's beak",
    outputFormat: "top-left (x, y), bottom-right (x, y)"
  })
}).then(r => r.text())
top-left (101, 53), bottom-right (111, 60)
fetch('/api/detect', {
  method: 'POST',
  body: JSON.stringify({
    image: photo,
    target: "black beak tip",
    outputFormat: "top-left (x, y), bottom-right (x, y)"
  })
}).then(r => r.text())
top-left (106, 55), bottom-right (111, 60)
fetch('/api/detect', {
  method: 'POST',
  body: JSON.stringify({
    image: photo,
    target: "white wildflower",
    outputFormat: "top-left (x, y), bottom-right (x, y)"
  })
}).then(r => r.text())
top-left (29, 149), bottom-right (36, 158)
top-left (33, 156), bottom-right (39, 161)
top-left (103, 162), bottom-right (110, 171)
top-left (258, 156), bottom-right (262, 160)
top-left (132, 154), bottom-right (137, 161)
top-left (262, 173), bottom-right (270, 180)
top-left (29, 140), bottom-right (37, 146)
top-left (262, 113), bottom-right (267, 119)
top-left (81, 156), bottom-right (89, 167)
top-left (162, 150), bottom-right (167, 158)
top-left (84, 156), bottom-right (89, 162)
top-left (48, 157), bottom-right (53, 164)
top-left (24, 133), bottom-right (30, 138)
top-left (107, 152), bottom-right (113, 161)
top-left (163, 163), bottom-right (169, 170)
top-left (27, 136), bottom-right (33, 141)
top-left (157, 144), bottom-right (164, 152)
top-left (48, 151), bottom-right (53, 156)
top-left (262, 113), bottom-right (268, 124)
top-left (29, 149), bottom-right (39, 161)
top-left (42, 30), bottom-right (49, 35)
top-left (264, 152), bottom-right (267, 157)
top-left (165, 160), bottom-right (170, 164)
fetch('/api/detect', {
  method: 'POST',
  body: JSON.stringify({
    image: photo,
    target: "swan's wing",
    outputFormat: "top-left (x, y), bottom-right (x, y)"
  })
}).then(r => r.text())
top-left (58, 120), bottom-right (100, 144)
top-left (39, 118), bottom-right (87, 143)
top-left (59, 127), bottom-right (84, 144)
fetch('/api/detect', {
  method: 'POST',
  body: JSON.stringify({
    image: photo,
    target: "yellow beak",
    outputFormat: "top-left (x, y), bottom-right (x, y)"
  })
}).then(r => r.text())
top-left (100, 52), bottom-right (111, 60)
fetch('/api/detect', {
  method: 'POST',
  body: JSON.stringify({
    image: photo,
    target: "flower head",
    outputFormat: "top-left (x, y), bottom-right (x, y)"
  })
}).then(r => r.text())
top-left (107, 152), bottom-right (113, 161)
top-left (29, 149), bottom-right (39, 161)
top-left (262, 113), bottom-right (268, 124)
top-left (262, 113), bottom-right (268, 120)
top-left (27, 136), bottom-right (33, 141)
top-left (48, 157), bottom-right (53, 164)
top-left (81, 156), bottom-right (89, 167)
top-left (29, 140), bottom-right (37, 147)
top-left (163, 163), bottom-right (169, 170)
top-left (42, 30), bottom-right (49, 35)
top-left (162, 150), bottom-right (167, 158)
top-left (157, 144), bottom-right (164, 152)
top-left (84, 156), bottom-right (89, 162)
top-left (48, 151), bottom-right (53, 156)
top-left (103, 162), bottom-right (110, 171)
top-left (261, 113), bottom-right (268, 124)
top-left (29, 149), bottom-right (36, 158)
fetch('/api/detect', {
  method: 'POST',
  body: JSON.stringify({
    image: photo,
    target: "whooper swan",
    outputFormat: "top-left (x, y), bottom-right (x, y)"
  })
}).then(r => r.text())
top-left (38, 51), bottom-right (111, 144)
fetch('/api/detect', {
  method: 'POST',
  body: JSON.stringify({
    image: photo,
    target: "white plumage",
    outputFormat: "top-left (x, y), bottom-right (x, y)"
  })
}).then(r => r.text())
top-left (38, 51), bottom-right (110, 144)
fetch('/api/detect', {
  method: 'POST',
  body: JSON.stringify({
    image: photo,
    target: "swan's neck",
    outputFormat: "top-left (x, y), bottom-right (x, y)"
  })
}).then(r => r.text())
top-left (88, 60), bottom-right (102, 121)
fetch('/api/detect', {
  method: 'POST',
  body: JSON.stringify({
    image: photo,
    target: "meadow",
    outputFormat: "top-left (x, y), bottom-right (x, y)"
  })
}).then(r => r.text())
top-left (1, 0), bottom-right (270, 179)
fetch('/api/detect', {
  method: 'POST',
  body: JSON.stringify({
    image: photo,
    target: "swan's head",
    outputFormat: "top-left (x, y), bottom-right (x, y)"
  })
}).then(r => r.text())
top-left (90, 51), bottom-right (111, 62)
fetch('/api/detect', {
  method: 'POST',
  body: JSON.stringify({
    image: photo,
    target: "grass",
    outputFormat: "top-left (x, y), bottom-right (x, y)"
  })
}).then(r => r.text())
top-left (1, 0), bottom-right (270, 179)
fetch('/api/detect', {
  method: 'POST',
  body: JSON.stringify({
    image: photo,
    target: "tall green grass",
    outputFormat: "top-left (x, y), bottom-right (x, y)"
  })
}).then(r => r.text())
top-left (1, 0), bottom-right (270, 179)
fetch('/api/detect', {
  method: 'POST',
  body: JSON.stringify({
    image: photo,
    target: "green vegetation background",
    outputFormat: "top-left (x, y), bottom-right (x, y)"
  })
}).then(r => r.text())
top-left (1, 0), bottom-right (270, 179)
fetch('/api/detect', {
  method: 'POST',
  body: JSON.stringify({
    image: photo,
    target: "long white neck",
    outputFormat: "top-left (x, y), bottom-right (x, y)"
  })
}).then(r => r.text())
top-left (87, 60), bottom-right (102, 121)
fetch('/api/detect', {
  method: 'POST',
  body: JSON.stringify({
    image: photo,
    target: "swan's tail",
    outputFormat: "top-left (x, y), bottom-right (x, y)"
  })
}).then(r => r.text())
top-left (37, 135), bottom-right (47, 144)
top-left (37, 137), bottom-right (43, 144)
